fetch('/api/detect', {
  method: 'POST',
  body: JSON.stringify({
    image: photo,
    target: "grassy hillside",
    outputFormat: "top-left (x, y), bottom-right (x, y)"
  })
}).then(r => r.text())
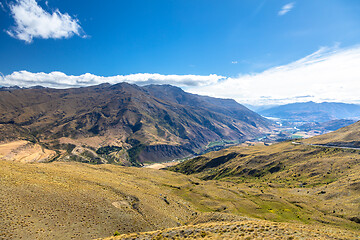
top-left (168, 141), bottom-right (360, 231)
top-left (1, 148), bottom-right (359, 239)
top-left (0, 159), bottom-right (315, 239)
top-left (101, 219), bottom-right (359, 240)
top-left (2, 121), bottom-right (360, 239)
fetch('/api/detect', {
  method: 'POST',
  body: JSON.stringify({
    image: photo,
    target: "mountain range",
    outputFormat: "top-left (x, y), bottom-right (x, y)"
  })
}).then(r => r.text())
top-left (0, 83), bottom-right (271, 165)
top-left (258, 101), bottom-right (360, 122)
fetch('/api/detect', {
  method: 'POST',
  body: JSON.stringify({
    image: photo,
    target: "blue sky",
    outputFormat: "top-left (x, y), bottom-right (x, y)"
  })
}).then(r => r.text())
top-left (1, 0), bottom-right (360, 105)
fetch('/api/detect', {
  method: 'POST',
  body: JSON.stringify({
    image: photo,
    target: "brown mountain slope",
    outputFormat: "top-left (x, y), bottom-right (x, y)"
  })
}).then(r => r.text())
top-left (143, 84), bottom-right (269, 128)
top-left (0, 83), bottom-right (271, 165)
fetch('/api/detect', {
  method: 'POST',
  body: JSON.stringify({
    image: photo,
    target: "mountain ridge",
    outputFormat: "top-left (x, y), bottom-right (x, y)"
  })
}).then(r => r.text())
top-left (259, 101), bottom-right (360, 122)
top-left (0, 83), bottom-right (272, 165)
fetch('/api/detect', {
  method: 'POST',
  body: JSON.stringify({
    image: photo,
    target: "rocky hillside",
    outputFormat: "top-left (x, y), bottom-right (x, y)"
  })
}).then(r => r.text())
top-left (0, 83), bottom-right (271, 165)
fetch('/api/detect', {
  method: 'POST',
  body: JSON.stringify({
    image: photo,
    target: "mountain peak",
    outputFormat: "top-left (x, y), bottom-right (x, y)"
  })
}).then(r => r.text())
top-left (0, 83), bottom-right (270, 165)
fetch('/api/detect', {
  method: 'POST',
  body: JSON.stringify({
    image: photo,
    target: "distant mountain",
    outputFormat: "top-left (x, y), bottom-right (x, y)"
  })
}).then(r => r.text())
top-left (304, 120), bottom-right (360, 148)
top-left (258, 101), bottom-right (360, 122)
top-left (298, 119), bottom-right (357, 132)
top-left (244, 104), bottom-right (279, 112)
top-left (0, 83), bottom-right (271, 165)
top-left (0, 86), bottom-right (21, 91)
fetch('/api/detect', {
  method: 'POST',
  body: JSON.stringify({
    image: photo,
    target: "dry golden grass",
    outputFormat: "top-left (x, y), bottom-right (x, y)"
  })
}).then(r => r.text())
top-left (0, 160), bottom-right (199, 239)
top-left (101, 219), bottom-right (359, 240)
top-left (169, 141), bottom-right (360, 230)
top-left (1, 138), bottom-right (360, 239)
top-left (1, 155), bottom-right (359, 239)
top-left (0, 160), bottom-right (258, 239)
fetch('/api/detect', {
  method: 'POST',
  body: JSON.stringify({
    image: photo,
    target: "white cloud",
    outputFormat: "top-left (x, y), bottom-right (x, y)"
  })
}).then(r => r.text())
top-left (189, 45), bottom-right (360, 105)
top-left (0, 72), bottom-right (225, 89)
top-left (231, 61), bottom-right (238, 64)
top-left (3, 45), bottom-right (360, 106)
top-left (278, 2), bottom-right (295, 16)
top-left (7, 0), bottom-right (83, 43)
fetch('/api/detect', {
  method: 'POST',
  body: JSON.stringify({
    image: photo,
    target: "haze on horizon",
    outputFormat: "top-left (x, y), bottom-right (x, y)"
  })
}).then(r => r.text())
top-left (1, 0), bottom-right (360, 105)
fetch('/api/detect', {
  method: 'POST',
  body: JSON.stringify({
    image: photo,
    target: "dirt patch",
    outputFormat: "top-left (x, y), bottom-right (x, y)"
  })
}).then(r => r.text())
top-left (0, 140), bottom-right (56, 163)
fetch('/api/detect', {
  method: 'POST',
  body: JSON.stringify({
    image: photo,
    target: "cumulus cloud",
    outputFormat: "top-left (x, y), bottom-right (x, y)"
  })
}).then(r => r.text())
top-left (278, 2), bottom-right (295, 16)
top-left (0, 72), bottom-right (225, 89)
top-left (7, 0), bottom-right (83, 43)
top-left (189, 45), bottom-right (360, 105)
top-left (3, 45), bottom-right (360, 106)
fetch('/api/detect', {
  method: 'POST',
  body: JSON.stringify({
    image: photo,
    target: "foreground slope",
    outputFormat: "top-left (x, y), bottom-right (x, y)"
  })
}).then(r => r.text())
top-left (1, 159), bottom-right (359, 240)
top-left (102, 220), bottom-right (359, 240)
top-left (0, 83), bottom-right (271, 165)
top-left (169, 141), bottom-right (360, 230)
top-left (0, 160), bottom-right (228, 239)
